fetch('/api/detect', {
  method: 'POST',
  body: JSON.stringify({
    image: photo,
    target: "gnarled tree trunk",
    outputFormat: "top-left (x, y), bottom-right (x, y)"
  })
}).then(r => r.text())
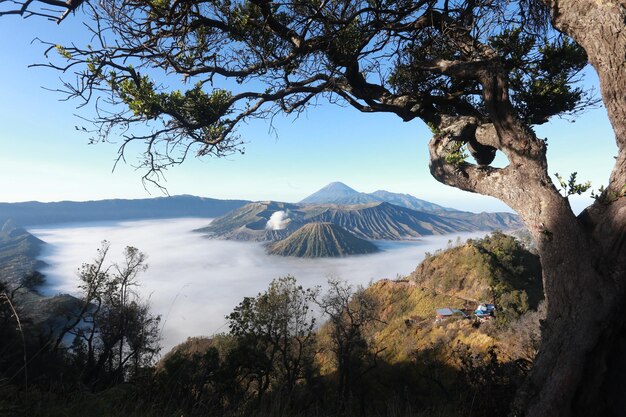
top-left (427, 4), bottom-right (626, 412)
top-left (512, 1), bottom-right (626, 416)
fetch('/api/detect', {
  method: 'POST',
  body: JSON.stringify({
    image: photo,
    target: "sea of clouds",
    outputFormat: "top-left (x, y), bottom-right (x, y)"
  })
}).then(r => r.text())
top-left (30, 218), bottom-right (487, 352)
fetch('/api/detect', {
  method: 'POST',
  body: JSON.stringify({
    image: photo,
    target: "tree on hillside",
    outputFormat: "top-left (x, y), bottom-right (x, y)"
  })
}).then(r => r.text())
top-left (227, 276), bottom-right (317, 405)
top-left (2, 0), bottom-right (626, 415)
top-left (60, 241), bottom-right (161, 387)
top-left (0, 282), bottom-right (28, 390)
top-left (316, 278), bottom-right (382, 409)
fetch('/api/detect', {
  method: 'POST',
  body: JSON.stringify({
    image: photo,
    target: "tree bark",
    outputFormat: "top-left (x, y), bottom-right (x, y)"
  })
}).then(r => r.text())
top-left (427, 6), bottom-right (626, 410)
top-left (511, 209), bottom-right (623, 417)
top-left (504, 1), bottom-right (626, 416)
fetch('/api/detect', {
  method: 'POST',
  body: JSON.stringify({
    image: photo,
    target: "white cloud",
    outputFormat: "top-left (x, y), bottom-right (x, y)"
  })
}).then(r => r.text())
top-left (30, 218), bottom-right (487, 353)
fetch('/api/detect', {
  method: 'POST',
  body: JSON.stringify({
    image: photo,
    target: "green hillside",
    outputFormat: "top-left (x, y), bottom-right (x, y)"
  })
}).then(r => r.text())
top-left (359, 232), bottom-right (543, 365)
top-left (411, 231), bottom-right (543, 311)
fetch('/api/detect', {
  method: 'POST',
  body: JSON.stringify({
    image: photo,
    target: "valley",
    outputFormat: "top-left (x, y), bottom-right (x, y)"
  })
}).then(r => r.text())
top-left (27, 218), bottom-right (489, 351)
top-left (0, 182), bottom-right (524, 351)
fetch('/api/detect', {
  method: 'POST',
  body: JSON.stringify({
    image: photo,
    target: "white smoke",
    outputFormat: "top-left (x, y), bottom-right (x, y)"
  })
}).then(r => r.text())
top-left (266, 210), bottom-right (289, 231)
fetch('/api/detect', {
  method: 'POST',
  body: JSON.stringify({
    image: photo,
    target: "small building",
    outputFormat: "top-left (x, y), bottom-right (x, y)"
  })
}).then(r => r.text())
top-left (435, 307), bottom-right (468, 322)
top-left (474, 303), bottom-right (496, 320)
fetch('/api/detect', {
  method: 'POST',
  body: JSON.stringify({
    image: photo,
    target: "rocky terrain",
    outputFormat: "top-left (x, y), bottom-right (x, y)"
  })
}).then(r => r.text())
top-left (196, 183), bottom-right (524, 257)
top-left (266, 222), bottom-right (379, 257)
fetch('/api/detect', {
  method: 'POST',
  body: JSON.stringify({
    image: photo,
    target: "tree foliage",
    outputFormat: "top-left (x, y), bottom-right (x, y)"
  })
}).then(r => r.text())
top-left (58, 241), bottom-right (161, 387)
top-left (226, 275), bottom-right (317, 402)
top-left (154, 338), bottom-right (236, 415)
top-left (465, 232), bottom-right (540, 326)
top-left (315, 278), bottom-right (382, 406)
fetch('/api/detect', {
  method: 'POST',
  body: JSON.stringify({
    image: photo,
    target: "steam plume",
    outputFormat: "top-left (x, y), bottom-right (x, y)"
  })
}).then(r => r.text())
top-left (266, 211), bottom-right (289, 230)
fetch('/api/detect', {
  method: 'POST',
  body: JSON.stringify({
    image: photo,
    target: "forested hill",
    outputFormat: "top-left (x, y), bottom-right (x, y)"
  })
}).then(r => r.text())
top-left (0, 220), bottom-right (45, 289)
top-left (0, 220), bottom-right (79, 329)
top-left (156, 232), bottom-right (544, 416)
top-left (0, 195), bottom-right (250, 226)
top-left (359, 231), bottom-right (543, 363)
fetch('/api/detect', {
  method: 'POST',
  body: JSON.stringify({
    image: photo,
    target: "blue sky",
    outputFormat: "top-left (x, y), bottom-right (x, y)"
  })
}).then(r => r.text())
top-left (0, 16), bottom-right (617, 213)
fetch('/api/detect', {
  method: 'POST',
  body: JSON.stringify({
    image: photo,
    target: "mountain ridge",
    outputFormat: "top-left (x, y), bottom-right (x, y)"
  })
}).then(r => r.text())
top-left (306, 201), bottom-right (475, 240)
top-left (198, 199), bottom-right (523, 244)
top-left (0, 182), bottom-right (512, 228)
top-left (0, 195), bottom-right (250, 226)
top-left (300, 181), bottom-right (463, 213)
top-left (299, 182), bottom-right (379, 205)
top-left (368, 189), bottom-right (458, 213)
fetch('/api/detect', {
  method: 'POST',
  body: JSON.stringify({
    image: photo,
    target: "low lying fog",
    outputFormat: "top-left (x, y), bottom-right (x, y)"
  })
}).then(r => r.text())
top-left (30, 218), bottom-right (487, 352)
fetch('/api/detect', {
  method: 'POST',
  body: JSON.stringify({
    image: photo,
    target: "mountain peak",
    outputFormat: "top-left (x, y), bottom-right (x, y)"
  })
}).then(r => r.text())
top-left (299, 182), bottom-right (460, 213)
top-left (299, 182), bottom-right (377, 205)
top-left (322, 181), bottom-right (357, 191)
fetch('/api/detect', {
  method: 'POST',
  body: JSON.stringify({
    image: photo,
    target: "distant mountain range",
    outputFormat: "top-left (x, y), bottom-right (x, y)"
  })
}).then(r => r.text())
top-left (299, 182), bottom-right (456, 212)
top-left (0, 182), bottom-right (522, 258)
top-left (267, 222), bottom-right (379, 258)
top-left (0, 195), bottom-right (249, 226)
top-left (300, 181), bottom-right (521, 234)
top-left (196, 182), bottom-right (523, 257)
top-left (197, 199), bottom-right (521, 242)
top-left (0, 182), bottom-right (514, 229)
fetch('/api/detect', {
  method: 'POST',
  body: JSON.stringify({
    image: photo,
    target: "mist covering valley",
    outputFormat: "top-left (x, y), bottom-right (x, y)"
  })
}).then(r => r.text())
top-left (30, 217), bottom-right (488, 351)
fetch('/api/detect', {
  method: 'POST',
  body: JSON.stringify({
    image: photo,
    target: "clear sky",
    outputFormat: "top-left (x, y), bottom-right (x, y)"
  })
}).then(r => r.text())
top-left (0, 16), bottom-right (617, 213)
